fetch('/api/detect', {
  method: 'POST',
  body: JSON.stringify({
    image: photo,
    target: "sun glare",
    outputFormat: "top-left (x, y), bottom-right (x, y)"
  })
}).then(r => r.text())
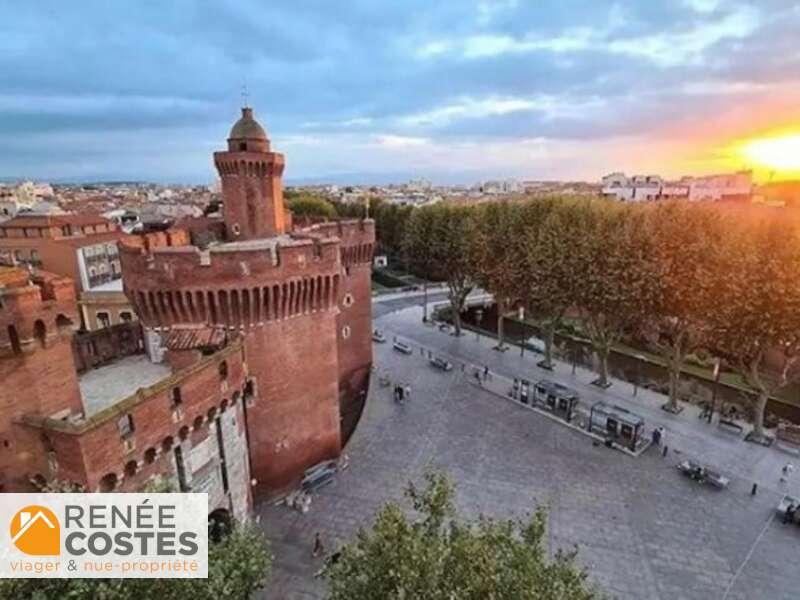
top-left (739, 133), bottom-right (800, 175)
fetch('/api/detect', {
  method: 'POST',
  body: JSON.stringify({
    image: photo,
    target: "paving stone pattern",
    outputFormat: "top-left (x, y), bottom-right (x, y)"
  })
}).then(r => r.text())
top-left (259, 301), bottom-right (800, 600)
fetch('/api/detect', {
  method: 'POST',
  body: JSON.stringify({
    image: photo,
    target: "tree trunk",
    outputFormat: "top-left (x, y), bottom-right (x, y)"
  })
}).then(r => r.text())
top-left (496, 299), bottom-right (506, 349)
top-left (667, 367), bottom-right (679, 411)
top-left (597, 347), bottom-right (610, 386)
top-left (542, 322), bottom-right (555, 368)
top-left (453, 308), bottom-right (462, 336)
top-left (752, 390), bottom-right (768, 439)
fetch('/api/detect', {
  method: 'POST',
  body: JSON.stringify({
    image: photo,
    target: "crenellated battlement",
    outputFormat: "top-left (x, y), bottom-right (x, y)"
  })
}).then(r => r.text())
top-left (300, 219), bottom-right (376, 267)
top-left (120, 234), bottom-right (343, 330)
top-left (120, 234), bottom-right (340, 282)
top-left (120, 228), bottom-right (191, 253)
top-left (0, 269), bottom-right (79, 355)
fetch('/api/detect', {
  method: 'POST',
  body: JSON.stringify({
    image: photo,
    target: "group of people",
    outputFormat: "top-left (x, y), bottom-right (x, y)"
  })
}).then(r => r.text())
top-left (393, 383), bottom-right (411, 404)
top-left (473, 365), bottom-right (491, 385)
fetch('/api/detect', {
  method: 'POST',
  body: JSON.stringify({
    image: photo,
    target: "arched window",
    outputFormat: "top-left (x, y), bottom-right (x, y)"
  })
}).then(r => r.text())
top-left (144, 448), bottom-right (157, 464)
top-left (208, 508), bottom-right (233, 543)
top-left (55, 314), bottom-right (72, 330)
top-left (33, 320), bottom-right (46, 347)
top-left (124, 460), bottom-right (138, 477)
top-left (98, 473), bottom-right (118, 493)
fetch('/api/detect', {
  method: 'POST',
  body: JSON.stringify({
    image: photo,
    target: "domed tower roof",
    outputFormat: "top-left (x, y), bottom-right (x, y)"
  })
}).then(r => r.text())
top-left (227, 107), bottom-right (270, 152)
top-left (229, 107), bottom-right (267, 140)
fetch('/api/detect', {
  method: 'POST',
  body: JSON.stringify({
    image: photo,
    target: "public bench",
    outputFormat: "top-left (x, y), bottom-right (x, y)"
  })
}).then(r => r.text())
top-left (718, 419), bottom-right (743, 435)
top-left (301, 460), bottom-right (338, 493)
top-left (677, 459), bottom-right (730, 489)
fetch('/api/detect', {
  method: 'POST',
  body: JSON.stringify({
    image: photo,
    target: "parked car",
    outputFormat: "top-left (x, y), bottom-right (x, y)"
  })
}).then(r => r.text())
top-left (372, 329), bottom-right (387, 343)
top-left (429, 356), bottom-right (453, 371)
top-left (677, 460), bottom-right (729, 489)
top-left (393, 341), bottom-right (413, 354)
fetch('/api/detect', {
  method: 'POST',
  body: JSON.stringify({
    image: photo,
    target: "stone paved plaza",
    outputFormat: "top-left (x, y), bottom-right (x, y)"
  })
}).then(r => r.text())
top-left (259, 296), bottom-right (800, 599)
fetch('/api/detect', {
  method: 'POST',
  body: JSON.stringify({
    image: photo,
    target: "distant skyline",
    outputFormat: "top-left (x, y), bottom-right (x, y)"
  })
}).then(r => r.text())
top-left (2, 1), bottom-right (800, 184)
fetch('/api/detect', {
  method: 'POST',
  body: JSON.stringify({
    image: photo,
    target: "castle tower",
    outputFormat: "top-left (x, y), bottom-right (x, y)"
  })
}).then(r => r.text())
top-left (0, 267), bottom-right (83, 490)
top-left (120, 106), bottom-right (376, 498)
top-left (213, 107), bottom-right (287, 241)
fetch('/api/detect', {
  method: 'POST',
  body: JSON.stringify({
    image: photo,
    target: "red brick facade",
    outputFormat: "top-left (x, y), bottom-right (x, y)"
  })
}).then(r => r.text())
top-left (0, 267), bottom-right (252, 516)
top-left (119, 107), bottom-right (374, 497)
top-left (0, 269), bottom-right (83, 490)
top-left (0, 107), bottom-right (373, 504)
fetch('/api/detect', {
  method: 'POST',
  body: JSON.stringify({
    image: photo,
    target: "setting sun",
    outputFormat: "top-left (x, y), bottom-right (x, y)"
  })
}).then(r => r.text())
top-left (738, 133), bottom-right (800, 176)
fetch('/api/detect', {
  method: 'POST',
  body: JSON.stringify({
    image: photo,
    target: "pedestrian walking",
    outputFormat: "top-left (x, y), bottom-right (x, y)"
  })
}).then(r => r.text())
top-left (658, 427), bottom-right (666, 448)
top-left (312, 532), bottom-right (324, 558)
top-left (780, 462), bottom-right (794, 484)
top-left (404, 385), bottom-right (411, 400)
top-left (483, 365), bottom-right (490, 381)
top-left (651, 428), bottom-right (661, 447)
top-left (751, 482), bottom-right (758, 496)
top-left (474, 369), bottom-right (483, 386)
top-left (398, 385), bottom-right (405, 403)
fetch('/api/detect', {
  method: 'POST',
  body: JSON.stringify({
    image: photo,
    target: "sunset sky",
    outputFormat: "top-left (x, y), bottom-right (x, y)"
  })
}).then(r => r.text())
top-left (2, 0), bottom-right (800, 184)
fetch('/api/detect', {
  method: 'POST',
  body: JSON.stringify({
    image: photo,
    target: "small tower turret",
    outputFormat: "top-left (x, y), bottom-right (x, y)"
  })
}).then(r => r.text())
top-left (213, 107), bottom-right (287, 241)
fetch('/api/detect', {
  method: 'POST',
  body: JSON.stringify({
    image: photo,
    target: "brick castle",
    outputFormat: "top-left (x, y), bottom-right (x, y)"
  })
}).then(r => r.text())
top-left (0, 106), bottom-right (374, 513)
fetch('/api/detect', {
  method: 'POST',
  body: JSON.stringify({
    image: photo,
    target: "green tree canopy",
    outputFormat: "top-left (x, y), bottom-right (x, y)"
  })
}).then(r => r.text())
top-left (643, 201), bottom-right (725, 411)
top-left (572, 200), bottom-right (661, 387)
top-left (520, 197), bottom-right (584, 367)
top-left (471, 200), bottom-right (532, 347)
top-left (0, 522), bottom-right (271, 600)
top-left (404, 204), bottom-right (475, 334)
top-left (706, 213), bottom-right (800, 438)
top-left (286, 192), bottom-right (337, 220)
top-left (326, 471), bottom-right (600, 600)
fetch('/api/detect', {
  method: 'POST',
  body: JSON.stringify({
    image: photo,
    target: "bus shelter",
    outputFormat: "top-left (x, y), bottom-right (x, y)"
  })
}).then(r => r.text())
top-left (588, 401), bottom-right (645, 451)
top-left (532, 379), bottom-right (579, 423)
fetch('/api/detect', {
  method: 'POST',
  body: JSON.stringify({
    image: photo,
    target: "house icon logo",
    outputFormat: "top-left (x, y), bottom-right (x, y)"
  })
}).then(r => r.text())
top-left (9, 505), bottom-right (60, 556)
